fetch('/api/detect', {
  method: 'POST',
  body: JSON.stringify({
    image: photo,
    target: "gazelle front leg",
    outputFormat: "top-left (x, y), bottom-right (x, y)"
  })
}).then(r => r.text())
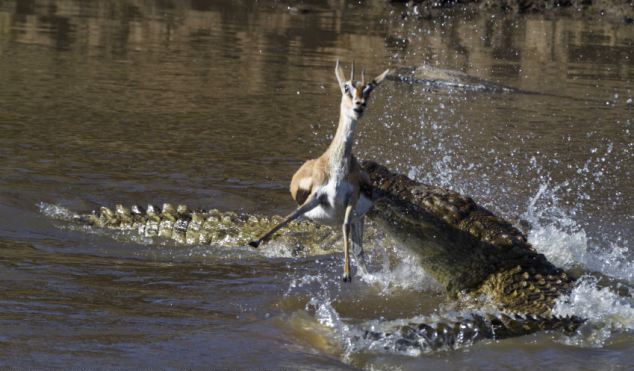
top-left (342, 194), bottom-right (358, 282)
top-left (249, 193), bottom-right (322, 248)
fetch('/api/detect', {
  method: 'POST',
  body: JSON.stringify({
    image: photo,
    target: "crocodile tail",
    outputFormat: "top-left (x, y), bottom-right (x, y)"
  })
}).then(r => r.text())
top-left (70, 203), bottom-right (339, 251)
top-left (363, 313), bottom-right (585, 352)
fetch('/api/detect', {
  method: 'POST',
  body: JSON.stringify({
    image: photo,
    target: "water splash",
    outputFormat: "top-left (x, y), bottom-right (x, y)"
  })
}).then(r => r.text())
top-left (38, 202), bottom-right (76, 221)
top-left (522, 182), bottom-right (634, 283)
top-left (285, 263), bottom-right (358, 361)
top-left (553, 276), bottom-right (634, 347)
top-left (306, 297), bottom-right (361, 361)
top-left (357, 239), bottom-right (442, 294)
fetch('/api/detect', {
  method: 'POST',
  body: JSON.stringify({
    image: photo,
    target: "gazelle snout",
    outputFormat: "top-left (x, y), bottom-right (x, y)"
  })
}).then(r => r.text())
top-left (351, 95), bottom-right (367, 117)
top-left (354, 97), bottom-right (366, 107)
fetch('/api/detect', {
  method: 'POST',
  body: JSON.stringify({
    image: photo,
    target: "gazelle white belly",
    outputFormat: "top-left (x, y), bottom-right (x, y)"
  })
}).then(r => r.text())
top-left (303, 180), bottom-right (372, 226)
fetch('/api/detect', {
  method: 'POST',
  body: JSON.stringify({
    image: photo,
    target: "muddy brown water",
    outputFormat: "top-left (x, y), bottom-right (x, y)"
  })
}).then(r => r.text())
top-left (0, 1), bottom-right (632, 369)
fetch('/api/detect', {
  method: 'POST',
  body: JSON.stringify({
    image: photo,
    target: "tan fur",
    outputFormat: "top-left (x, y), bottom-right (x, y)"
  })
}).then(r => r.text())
top-left (290, 155), bottom-right (371, 206)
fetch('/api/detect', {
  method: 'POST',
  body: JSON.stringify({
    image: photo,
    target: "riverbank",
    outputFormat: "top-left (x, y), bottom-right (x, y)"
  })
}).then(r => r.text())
top-left (392, 0), bottom-right (634, 23)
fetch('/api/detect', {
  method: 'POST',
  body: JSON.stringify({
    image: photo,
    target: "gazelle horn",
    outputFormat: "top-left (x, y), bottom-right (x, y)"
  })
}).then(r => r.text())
top-left (350, 61), bottom-right (355, 82)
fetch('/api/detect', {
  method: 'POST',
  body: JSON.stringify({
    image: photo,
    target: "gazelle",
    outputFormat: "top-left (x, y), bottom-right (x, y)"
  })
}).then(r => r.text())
top-left (249, 60), bottom-right (390, 282)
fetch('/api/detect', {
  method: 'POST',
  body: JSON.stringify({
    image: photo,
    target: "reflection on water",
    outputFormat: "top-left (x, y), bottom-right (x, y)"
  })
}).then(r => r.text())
top-left (0, 0), bottom-right (632, 369)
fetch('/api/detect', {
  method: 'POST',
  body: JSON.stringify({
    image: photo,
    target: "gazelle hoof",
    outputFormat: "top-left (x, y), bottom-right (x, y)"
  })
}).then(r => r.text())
top-left (342, 274), bottom-right (352, 283)
top-left (248, 240), bottom-right (260, 248)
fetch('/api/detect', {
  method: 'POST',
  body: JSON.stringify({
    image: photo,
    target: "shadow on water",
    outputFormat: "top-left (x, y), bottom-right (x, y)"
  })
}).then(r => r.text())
top-left (0, 0), bottom-right (632, 369)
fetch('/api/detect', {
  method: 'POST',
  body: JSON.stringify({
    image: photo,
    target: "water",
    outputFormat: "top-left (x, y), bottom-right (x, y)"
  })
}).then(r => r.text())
top-left (1, 0), bottom-right (633, 368)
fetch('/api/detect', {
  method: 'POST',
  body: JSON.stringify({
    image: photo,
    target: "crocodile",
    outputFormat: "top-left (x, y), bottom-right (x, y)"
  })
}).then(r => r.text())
top-left (57, 161), bottom-right (584, 351)
top-left (357, 160), bottom-right (583, 351)
top-left (70, 203), bottom-right (341, 256)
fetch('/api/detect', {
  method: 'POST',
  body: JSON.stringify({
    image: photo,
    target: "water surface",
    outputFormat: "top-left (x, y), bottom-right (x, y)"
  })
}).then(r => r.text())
top-left (0, 0), bottom-right (632, 369)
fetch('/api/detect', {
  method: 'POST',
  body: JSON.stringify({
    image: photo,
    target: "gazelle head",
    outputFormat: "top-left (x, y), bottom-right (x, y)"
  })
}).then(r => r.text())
top-left (335, 60), bottom-right (390, 120)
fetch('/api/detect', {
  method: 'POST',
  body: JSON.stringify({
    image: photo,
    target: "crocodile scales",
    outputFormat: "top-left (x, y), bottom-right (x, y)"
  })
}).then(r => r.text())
top-left (74, 203), bottom-right (340, 255)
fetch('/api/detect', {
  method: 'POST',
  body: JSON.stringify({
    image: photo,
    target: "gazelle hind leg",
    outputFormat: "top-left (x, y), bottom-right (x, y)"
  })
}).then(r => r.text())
top-left (342, 221), bottom-right (351, 282)
top-left (342, 196), bottom-right (358, 282)
top-left (351, 218), bottom-right (367, 276)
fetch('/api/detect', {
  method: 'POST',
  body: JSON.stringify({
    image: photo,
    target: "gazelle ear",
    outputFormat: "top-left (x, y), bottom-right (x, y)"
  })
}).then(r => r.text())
top-left (372, 68), bottom-right (391, 86)
top-left (335, 59), bottom-right (347, 92)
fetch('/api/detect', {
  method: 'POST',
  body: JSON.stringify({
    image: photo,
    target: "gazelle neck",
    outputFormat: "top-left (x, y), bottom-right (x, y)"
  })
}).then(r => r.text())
top-left (326, 106), bottom-right (357, 181)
